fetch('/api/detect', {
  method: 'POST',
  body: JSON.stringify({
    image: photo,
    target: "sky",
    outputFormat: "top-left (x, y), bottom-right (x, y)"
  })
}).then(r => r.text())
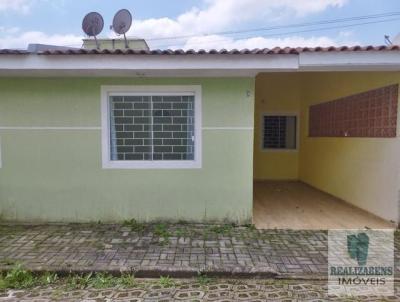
top-left (0, 0), bottom-right (400, 50)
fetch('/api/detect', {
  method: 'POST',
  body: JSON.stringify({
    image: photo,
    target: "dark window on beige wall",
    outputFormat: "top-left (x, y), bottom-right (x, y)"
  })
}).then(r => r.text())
top-left (263, 115), bottom-right (297, 150)
top-left (309, 84), bottom-right (398, 138)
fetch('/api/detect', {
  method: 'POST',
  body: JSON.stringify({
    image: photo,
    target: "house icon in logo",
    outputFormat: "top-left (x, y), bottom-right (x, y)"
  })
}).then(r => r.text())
top-left (347, 233), bottom-right (369, 266)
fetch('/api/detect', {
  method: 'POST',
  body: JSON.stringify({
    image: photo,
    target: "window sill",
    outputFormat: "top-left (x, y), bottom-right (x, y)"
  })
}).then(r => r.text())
top-left (261, 148), bottom-right (298, 153)
top-left (102, 160), bottom-right (202, 169)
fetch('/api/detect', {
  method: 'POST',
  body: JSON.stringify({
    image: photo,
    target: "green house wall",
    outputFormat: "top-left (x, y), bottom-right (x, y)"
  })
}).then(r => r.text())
top-left (0, 77), bottom-right (255, 223)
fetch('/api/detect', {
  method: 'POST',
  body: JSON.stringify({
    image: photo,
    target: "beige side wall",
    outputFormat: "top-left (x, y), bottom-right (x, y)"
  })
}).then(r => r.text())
top-left (299, 72), bottom-right (400, 223)
top-left (253, 73), bottom-right (301, 180)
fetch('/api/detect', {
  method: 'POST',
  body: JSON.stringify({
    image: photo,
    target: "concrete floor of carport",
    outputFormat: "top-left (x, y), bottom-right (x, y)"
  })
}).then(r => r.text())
top-left (253, 181), bottom-right (396, 230)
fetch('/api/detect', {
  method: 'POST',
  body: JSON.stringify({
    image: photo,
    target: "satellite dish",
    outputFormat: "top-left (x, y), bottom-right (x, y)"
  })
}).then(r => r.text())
top-left (82, 12), bottom-right (104, 49)
top-left (112, 9), bottom-right (132, 48)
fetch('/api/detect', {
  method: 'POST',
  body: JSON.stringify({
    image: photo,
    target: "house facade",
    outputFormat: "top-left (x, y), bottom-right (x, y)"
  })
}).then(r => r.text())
top-left (0, 45), bottom-right (399, 226)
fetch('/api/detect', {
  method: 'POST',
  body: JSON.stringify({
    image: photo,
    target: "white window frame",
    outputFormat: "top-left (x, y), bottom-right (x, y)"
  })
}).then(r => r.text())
top-left (101, 85), bottom-right (202, 169)
top-left (261, 112), bottom-right (299, 152)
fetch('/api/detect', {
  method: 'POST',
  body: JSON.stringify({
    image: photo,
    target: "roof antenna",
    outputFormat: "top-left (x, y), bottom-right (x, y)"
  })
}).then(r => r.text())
top-left (111, 9), bottom-right (133, 49)
top-left (82, 12), bottom-right (104, 50)
top-left (384, 35), bottom-right (393, 46)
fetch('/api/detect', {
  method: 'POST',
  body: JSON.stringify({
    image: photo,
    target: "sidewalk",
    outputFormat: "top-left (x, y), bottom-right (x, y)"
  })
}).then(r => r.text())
top-left (2, 223), bottom-right (397, 278)
top-left (0, 223), bottom-right (331, 278)
top-left (1, 223), bottom-right (399, 301)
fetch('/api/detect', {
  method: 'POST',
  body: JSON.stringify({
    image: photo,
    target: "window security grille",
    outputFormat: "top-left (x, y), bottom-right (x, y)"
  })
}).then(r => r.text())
top-left (263, 115), bottom-right (297, 150)
top-left (109, 95), bottom-right (195, 161)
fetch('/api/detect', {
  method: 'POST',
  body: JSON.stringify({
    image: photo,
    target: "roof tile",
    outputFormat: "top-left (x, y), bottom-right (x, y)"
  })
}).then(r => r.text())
top-left (0, 49), bottom-right (29, 54)
top-left (1, 45), bottom-right (400, 55)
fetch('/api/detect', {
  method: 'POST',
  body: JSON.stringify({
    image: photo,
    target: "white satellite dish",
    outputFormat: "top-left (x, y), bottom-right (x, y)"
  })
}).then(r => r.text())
top-left (82, 12), bottom-right (104, 49)
top-left (112, 9), bottom-right (133, 48)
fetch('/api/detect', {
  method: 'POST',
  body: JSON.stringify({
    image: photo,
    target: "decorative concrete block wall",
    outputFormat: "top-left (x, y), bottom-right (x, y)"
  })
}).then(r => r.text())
top-left (309, 84), bottom-right (398, 138)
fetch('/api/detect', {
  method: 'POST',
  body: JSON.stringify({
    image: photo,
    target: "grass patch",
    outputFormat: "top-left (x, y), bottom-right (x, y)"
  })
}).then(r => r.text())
top-left (122, 219), bottom-right (146, 232)
top-left (0, 264), bottom-right (138, 291)
top-left (39, 272), bottom-right (59, 286)
top-left (208, 224), bottom-right (235, 235)
top-left (87, 273), bottom-right (117, 289)
top-left (158, 276), bottom-right (175, 288)
top-left (174, 228), bottom-right (192, 238)
top-left (0, 263), bottom-right (36, 290)
top-left (196, 274), bottom-right (215, 286)
top-left (65, 273), bottom-right (93, 290)
top-left (174, 228), bottom-right (185, 237)
top-left (154, 223), bottom-right (172, 245)
top-left (65, 272), bottom-right (139, 290)
top-left (118, 274), bottom-right (139, 288)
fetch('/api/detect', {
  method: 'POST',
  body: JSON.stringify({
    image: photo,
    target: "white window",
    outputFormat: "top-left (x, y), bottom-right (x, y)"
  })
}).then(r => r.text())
top-left (262, 113), bottom-right (298, 151)
top-left (101, 86), bottom-right (202, 169)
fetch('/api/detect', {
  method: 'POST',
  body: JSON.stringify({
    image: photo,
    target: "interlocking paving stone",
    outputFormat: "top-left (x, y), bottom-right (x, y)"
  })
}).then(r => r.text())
top-left (0, 224), bottom-right (399, 278)
top-left (0, 279), bottom-right (399, 301)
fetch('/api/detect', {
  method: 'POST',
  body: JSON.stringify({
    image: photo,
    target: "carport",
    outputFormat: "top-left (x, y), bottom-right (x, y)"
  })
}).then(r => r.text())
top-left (253, 72), bottom-right (399, 229)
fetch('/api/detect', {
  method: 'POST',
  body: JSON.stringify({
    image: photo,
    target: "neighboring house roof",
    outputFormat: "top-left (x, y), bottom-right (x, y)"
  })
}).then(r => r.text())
top-left (0, 49), bottom-right (29, 54)
top-left (0, 45), bottom-right (400, 55)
